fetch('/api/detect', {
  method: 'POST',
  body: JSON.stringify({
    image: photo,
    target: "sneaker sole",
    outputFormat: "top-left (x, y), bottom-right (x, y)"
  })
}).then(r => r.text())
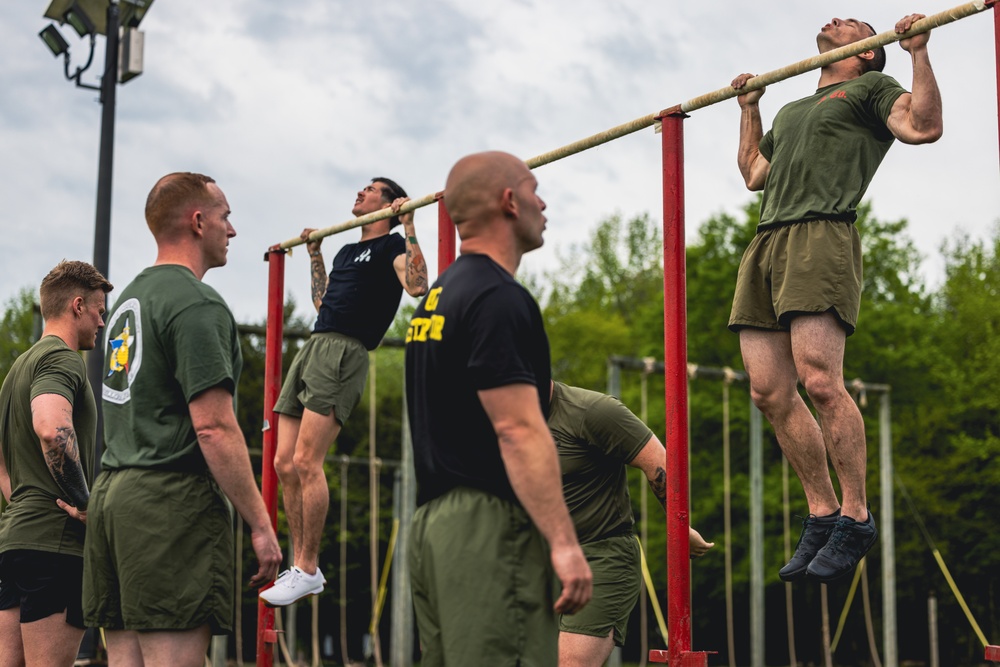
top-left (807, 534), bottom-right (878, 583)
top-left (259, 585), bottom-right (325, 608)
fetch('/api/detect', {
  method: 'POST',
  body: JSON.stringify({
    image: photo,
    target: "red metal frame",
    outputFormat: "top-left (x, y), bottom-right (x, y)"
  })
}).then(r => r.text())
top-left (987, 645), bottom-right (1000, 662)
top-left (438, 195), bottom-right (456, 273)
top-left (256, 249), bottom-right (286, 667)
top-left (655, 113), bottom-right (708, 666)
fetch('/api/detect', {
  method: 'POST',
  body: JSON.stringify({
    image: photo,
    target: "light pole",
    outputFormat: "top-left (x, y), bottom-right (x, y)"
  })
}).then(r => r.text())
top-left (39, 0), bottom-right (152, 471)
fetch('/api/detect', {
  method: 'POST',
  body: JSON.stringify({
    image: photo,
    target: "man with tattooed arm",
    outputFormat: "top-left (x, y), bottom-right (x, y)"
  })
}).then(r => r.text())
top-left (262, 177), bottom-right (428, 606)
top-left (548, 381), bottom-right (713, 667)
top-left (0, 260), bottom-right (112, 667)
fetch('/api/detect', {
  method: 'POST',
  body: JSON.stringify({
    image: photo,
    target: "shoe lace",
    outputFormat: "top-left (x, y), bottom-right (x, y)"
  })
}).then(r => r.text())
top-left (823, 521), bottom-right (852, 554)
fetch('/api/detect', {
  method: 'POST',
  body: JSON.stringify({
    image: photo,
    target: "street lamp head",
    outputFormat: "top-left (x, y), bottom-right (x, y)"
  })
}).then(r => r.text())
top-left (43, 0), bottom-right (155, 36)
top-left (64, 2), bottom-right (97, 37)
top-left (39, 24), bottom-right (70, 57)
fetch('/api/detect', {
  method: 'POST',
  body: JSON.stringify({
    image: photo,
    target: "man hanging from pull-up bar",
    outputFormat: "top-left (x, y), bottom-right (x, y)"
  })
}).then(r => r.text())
top-left (261, 178), bottom-right (428, 606)
top-left (728, 13), bottom-right (942, 583)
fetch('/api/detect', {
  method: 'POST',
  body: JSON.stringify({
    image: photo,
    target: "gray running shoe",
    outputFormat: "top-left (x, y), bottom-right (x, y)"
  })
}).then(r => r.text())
top-left (778, 511), bottom-right (840, 582)
top-left (807, 511), bottom-right (878, 582)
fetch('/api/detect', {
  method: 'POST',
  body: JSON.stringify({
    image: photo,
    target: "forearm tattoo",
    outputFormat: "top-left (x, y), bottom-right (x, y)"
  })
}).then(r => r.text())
top-left (406, 241), bottom-right (428, 294)
top-left (44, 426), bottom-right (90, 510)
top-left (310, 257), bottom-right (328, 310)
top-left (649, 466), bottom-right (667, 511)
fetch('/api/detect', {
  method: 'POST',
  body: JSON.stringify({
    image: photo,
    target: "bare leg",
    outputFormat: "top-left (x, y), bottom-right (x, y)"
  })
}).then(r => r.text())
top-left (273, 413), bottom-right (303, 563)
top-left (790, 313), bottom-right (868, 520)
top-left (558, 629), bottom-right (615, 667)
top-left (105, 629), bottom-right (143, 667)
top-left (740, 328), bottom-right (840, 516)
top-left (0, 608), bottom-right (25, 667)
top-left (292, 408), bottom-right (341, 573)
top-left (136, 626), bottom-right (211, 667)
top-left (20, 612), bottom-right (84, 667)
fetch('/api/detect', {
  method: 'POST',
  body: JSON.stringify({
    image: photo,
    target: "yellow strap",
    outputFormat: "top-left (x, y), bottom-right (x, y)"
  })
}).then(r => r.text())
top-left (933, 548), bottom-right (989, 647)
top-left (830, 558), bottom-right (865, 652)
top-left (370, 517), bottom-right (400, 635)
top-left (637, 535), bottom-right (669, 645)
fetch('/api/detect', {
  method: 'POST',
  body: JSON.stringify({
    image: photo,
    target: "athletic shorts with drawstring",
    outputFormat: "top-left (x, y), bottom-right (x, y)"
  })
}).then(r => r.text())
top-left (559, 532), bottom-right (640, 646)
top-left (83, 468), bottom-right (234, 633)
top-left (729, 219), bottom-right (863, 335)
top-left (273, 331), bottom-right (369, 424)
top-left (408, 487), bottom-right (558, 667)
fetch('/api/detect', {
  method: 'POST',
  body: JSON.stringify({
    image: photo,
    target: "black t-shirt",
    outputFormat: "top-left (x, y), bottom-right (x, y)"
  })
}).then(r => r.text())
top-left (405, 254), bottom-right (551, 507)
top-left (314, 233), bottom-right (406, 350)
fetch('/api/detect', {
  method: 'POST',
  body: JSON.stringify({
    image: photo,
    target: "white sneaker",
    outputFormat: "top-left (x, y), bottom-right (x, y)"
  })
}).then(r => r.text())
top-left (259, 566), bottom-right (326, 607)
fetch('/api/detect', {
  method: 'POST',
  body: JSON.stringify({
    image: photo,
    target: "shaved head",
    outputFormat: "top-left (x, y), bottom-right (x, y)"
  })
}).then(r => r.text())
top-left (444, 151), bottom-right (531, 227)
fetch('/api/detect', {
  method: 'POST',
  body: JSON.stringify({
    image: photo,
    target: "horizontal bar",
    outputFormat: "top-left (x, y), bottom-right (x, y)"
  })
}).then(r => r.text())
top-left (270, 192), bottom-right (441, 251)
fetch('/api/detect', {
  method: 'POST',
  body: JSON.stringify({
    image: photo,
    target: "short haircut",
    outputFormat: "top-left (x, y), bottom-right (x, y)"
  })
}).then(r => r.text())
top-left (861, 22), bottom-right (886, 73)
top-left (39, 260), bottom-right (113, 319)
top-left (371, 177), bottom-right (408, 229)
top-left (145, 172), bottom-right (217, 236)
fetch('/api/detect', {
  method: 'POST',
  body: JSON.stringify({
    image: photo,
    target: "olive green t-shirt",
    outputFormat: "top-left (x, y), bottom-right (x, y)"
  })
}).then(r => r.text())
top-left (0, 335), bottom-right (95, 555)
top-left (758, 71), bottom-right (907, 229)
top-left (548, 382), bottom-right (652, 544)
top-left (101, 265), bottom-right (242, 471)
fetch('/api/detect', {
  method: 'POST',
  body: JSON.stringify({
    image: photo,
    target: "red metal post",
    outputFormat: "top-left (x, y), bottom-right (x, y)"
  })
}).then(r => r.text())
top-left (256, 249), bottom-right (285, 667)
top-left (656, 113), bottom-right (708, 666)
top-left (438, 196), bottom-right (456, 273)
top-left (986, 645), bottom-right (1000, 662)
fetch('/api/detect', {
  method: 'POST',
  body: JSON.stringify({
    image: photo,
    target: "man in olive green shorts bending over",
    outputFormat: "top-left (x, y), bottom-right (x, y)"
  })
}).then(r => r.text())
top-left (549, 381), bottom-right (713, 666)
top-left (730, 13), bottom-right (942, 582)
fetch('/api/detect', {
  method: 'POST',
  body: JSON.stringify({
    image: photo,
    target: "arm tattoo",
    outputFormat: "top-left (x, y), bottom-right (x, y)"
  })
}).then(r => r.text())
top-left (405, 242), bottom-right (429, 294)
top-left (310, 257), bottom-right (328, 311)
top-left (44, 426), bottom-right (90, 511)
top-left (648, 466), bottom-right (667, 511)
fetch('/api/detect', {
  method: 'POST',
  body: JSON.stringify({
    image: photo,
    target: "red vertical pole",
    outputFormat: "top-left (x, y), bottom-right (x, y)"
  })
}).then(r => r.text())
top-left (256, 249), bottom-right (285, 667)
top-left (656, 113), bottom-right (709, 667)
top-left (438, 195), bottom-right (456, 273)
top-left (660, 112), bottom-right (692, 664)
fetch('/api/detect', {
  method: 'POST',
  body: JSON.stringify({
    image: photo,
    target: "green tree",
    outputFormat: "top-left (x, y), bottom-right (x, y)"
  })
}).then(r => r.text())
top-left (0, 287), bottom-right (40, 378)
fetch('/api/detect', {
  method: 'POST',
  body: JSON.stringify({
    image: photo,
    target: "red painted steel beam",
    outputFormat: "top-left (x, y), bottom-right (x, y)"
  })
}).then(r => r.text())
top-left (438, 195), bottom-right (456, 273)
top-left (660, 112), bottom-right (693, 664)
top-left (256, 249), bottom-right (285, 667)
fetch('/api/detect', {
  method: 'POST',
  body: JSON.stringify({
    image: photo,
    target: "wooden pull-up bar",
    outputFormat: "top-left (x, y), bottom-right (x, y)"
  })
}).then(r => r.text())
top-left (267, 0), bottom-right (994, 253)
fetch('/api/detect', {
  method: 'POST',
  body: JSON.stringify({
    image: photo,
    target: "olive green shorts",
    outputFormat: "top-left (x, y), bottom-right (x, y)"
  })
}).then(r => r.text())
top-left (83, 468), bottom-right (234, 633)
top-left (409, 487), bottom-right (558, 667)
top-left (729, 220), bottom-right (863, 335)
top-left (273, 331), bottom-right (369, 424)
top-left (558, 533), bottom-right (640, 646)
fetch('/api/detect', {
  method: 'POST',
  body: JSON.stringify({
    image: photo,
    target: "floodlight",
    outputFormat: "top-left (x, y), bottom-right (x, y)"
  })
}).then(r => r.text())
top-left (64, 2), bottom-right (96, 37)
top-left (39, 24), bottom-right (70, 57)
top-left (120, 0), bottom-right (155, 29)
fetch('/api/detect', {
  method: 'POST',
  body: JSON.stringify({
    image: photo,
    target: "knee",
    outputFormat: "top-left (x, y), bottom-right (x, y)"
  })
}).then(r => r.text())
top-left (800, 372), bottom-right (844, 409)
top-left (748, 381), bottom-right (794, 417)
top-left (273, 450), bottom-right (296, 483)
top-left (291, 450), bottom-right (324, 481)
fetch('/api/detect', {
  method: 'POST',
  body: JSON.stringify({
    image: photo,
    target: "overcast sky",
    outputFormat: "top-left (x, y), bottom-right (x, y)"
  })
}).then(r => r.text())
top-left (2, 1), bottom-right (997, 324)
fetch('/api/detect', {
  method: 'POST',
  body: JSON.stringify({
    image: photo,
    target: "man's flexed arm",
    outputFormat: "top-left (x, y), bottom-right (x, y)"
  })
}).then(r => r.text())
top-left (31, 394), bottom-right (90, 512)
top-left (479, 383), bottom-right (592, 614)
top-left (732, 73), bottom-right (771, 191)
top-left (300, 228), bottom-right (329, 312)
top-left (391, 198), bottom-right (428, 297)
top-left (886, 14), bottom-right (943, 145)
